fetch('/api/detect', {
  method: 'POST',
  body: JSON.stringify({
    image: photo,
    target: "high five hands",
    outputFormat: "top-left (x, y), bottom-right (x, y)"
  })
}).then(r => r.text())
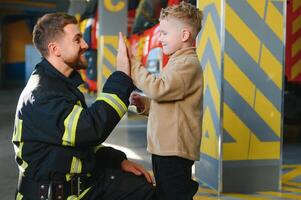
top-left (116, 32), bottom-right (131, 76)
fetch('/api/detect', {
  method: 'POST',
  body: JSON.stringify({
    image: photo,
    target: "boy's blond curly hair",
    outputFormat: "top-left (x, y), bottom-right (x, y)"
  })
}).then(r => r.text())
top-left (159, 1), bottom-right (203, 38)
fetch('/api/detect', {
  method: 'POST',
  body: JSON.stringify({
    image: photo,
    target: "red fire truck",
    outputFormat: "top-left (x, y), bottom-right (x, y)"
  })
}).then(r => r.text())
top-left (284, 0), bottom-right (301, 131)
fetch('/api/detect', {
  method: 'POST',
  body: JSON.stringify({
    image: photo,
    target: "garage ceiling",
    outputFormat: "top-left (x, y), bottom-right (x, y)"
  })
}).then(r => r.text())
top-left (0, 0), bottom-right (69, 17)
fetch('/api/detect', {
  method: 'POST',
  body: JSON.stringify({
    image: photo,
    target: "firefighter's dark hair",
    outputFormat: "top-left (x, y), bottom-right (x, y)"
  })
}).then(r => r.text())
top-left (32, 13), bottom-right (78, 57)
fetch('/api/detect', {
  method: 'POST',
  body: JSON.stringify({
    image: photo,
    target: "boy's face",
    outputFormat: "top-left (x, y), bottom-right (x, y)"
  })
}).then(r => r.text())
top-left (159, 17), bottom-right (185, 56)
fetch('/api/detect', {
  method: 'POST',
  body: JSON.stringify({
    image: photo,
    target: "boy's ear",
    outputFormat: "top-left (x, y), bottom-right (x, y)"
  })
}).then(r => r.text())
top-left (48, 42), bottom-right (61, 57)
top-left (182, 29), bottom-right (191, 42)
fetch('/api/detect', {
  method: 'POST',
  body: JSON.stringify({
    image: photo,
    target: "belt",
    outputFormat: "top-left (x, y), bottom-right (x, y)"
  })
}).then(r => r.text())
top-left (18, 174), bottom-right (91, 200)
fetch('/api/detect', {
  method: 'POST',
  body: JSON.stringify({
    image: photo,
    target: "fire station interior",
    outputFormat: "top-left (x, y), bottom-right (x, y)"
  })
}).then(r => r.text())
top-left (0, 0), bottom-right (301, 199)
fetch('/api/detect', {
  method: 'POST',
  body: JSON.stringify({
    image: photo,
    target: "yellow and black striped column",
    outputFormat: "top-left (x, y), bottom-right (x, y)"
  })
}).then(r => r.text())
top-left (97, 0), bottom-right (127, 91)
top-left (196, 0), bottom-right (286, 193)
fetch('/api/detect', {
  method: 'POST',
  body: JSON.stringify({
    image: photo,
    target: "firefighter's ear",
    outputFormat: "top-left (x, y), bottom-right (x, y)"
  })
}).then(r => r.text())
top-left (48, 42), bottom-right (61, 57)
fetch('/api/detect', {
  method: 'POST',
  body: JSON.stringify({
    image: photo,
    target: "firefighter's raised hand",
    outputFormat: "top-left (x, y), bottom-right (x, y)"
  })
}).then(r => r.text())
top-left (117, 32), bottom-right (131, 76)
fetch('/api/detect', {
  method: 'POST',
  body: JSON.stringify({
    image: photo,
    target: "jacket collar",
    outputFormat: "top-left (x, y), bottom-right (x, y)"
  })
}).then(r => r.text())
top-left (37, 58), bottom-right (84, 88)
top-left (168, 47), bottom-right (196, 61)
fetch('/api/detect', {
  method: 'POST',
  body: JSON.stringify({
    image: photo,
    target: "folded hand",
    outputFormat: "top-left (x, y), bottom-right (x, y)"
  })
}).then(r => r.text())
top-left (121, 159), bottom-right (153, 184)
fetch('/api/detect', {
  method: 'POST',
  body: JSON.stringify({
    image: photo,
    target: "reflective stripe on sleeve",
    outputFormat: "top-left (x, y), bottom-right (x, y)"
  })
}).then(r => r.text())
top-left (62, 105), bottom-right (83, 146)
top-left (12, 117), bottom-right (22, 142)
top-left (96, 93), bottom-right (127, 118)
top-left (13, 142), bottom-right (28, 173)
top-left (12, 117), bottom-right (28, 173)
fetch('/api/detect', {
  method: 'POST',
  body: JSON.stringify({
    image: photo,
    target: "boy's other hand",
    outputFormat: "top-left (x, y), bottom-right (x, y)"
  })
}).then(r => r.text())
top-left (117, 32), bottom-right (131, 76)
top-left (130, 92), bottom-right (145, 113)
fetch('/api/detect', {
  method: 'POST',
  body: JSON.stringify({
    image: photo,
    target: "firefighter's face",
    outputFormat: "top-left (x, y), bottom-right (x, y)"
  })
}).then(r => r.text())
top-left (58, 24), bottom-right (88, 69)
top-left (159, 17), bottom-right (184, 56)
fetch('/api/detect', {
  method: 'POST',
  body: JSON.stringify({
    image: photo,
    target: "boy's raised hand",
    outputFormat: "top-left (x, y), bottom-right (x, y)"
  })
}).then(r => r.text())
top-left (116, 32), bottom-right (131, 76)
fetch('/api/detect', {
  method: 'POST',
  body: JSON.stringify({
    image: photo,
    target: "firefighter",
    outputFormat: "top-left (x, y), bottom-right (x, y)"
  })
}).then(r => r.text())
top-left (12, 13), bottom-right (155, 200)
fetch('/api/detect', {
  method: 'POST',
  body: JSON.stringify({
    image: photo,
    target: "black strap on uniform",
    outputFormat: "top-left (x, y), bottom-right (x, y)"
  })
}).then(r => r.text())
top-left (17, 174), bottom-right (91, 200)
top-left (18, 174), bottom-right (48, 199)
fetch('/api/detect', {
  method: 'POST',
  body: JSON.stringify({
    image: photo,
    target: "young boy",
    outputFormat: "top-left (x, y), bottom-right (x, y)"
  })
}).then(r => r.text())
top-left (123, 1), bottom-right (203, 199)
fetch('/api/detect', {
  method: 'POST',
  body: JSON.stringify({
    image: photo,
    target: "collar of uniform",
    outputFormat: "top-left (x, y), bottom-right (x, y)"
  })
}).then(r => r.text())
top-left (38, 58), bottom-right (84, 87)
top-left (168, 47), bottom-right (196, 61)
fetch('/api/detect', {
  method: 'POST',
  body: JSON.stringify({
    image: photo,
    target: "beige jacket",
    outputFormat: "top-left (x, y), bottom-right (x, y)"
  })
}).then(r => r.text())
top-left (131, 47), bottom-right (203, 161)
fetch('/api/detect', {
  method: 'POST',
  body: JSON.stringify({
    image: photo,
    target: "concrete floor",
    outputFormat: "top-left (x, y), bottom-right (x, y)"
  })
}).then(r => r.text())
top-left (1, 88), bottom-right (301, 199)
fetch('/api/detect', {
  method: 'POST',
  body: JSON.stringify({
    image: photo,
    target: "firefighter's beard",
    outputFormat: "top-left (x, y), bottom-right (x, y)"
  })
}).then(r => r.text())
top-left (75, 53), bottom-right (88, 70)
top-left (64, 52), bottom-right (88, 70)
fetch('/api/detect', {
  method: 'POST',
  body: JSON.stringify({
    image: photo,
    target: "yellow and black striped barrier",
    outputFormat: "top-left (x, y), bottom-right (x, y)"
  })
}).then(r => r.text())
top-left (196, 0), bottom-right (286, 193)
top-left (97, 0), bottom-right (127, 91)
top-left (196, 0), bottom-right (223, 192)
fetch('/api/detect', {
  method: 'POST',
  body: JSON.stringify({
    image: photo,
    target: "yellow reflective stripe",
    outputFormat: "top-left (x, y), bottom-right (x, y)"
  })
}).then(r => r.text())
top-left (12, 118), bottom-right (23, 142)
top-left (67, 196), bottom-right (77, 200)
top-left (78, 187), bottom-right (91, 199)
top-left (76, 100), bottom-right (82, 107)
top-left (94, 144), bottom-right (104, 153)
top-left (65, 173), bottom-right (73, 182)
top-left (14, 142), bottom-right (28, 173)
top-left (16, 192), bottom-right (23, 200)
top-left (62, 105), bottom-right (83, 146)
top-left (96, 93), bottom-right (127, 118)
top-left (70, 157), bottom-right (82, 174)
top-left (77, 84), bottom-right (87, 94)
top-left (67, 187), bottom-right (91, 200)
